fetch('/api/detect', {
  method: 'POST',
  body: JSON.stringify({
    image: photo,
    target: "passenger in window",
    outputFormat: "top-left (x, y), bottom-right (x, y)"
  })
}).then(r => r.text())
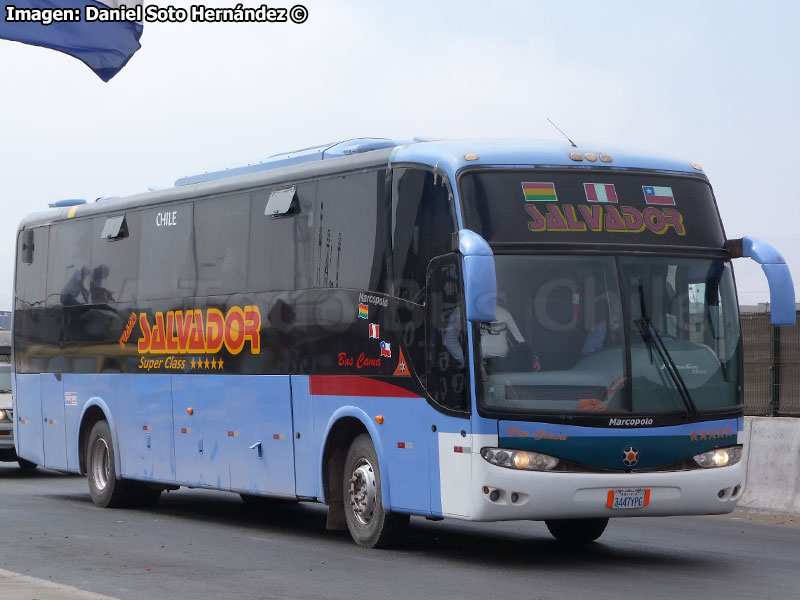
top-left (89, 265), bottom-right (115, 304)
top-left (444, 296), bottom-right (540, 374)
top-left (60, 266), bottom-right (90, 306)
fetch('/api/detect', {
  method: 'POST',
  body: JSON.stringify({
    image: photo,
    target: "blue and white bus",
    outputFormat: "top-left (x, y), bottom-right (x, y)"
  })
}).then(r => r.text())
top-left (12, 138), bottom-right (795, 547)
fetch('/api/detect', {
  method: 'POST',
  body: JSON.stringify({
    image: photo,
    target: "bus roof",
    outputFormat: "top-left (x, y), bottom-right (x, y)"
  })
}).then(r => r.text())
top-left (389, 139), bottom-right (705, 177)
top-left (19, 138), bottom-right (706, 230)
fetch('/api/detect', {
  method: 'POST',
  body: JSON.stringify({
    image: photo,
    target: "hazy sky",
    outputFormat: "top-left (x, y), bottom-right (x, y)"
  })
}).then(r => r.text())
top-left (1, 0), bottom-right (798, 310)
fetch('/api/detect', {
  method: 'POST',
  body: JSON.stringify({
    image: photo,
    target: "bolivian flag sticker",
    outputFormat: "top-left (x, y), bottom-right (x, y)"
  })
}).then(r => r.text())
top-left (521, 182), bottom-right (558, 202)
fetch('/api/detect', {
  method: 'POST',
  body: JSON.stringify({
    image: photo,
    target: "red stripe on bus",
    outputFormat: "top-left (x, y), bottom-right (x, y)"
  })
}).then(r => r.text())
top-left (309, 375), bottom-right (420, 398)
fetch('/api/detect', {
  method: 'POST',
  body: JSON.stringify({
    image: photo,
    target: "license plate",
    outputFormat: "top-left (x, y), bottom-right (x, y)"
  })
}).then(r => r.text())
top-left (606, 488), bottom-right (651, 509)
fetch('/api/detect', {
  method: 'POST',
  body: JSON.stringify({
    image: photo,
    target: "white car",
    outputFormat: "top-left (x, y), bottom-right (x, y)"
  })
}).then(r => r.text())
top-left (0, 335), bottom-right (35, 469)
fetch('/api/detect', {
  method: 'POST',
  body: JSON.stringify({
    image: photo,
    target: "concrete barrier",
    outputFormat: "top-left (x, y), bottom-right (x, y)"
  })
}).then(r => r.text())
top-left (738, 416), bottom-right (800, 515)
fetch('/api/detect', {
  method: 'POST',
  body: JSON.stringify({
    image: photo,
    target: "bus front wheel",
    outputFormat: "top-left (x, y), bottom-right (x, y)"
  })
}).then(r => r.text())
top-left (545, 518), bottom-right (609, 543)
top-left (342, 433), bottom-right (408, 548)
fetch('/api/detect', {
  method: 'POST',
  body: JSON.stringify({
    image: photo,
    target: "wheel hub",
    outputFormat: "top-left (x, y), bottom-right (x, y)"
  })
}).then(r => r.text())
top-left (91, 438), bottom-right (111, 491)
top-left (348, 458), bottom-right (377, 525)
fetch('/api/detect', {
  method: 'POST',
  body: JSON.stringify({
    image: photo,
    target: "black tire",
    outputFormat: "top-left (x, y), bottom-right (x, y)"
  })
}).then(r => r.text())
top-left (342, 433), bottom-right (408, 548)
top-left (545, 518), bottom-right (609, 543)
top-left (17, 458), bottom-right (38, 470)
top-left (86, 420), bottom-right (135, 508)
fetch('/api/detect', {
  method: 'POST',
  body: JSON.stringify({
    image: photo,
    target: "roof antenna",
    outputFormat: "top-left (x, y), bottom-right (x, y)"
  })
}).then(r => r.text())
top-left (547, 117), bottom-right (577, 148)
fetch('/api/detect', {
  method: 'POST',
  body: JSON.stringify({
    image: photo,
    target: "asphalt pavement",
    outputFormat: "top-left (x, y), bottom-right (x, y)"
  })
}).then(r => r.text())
top-left (1, 463), bottom-right (798, 600)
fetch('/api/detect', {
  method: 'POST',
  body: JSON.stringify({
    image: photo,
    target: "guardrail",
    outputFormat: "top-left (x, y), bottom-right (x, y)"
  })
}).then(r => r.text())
top-left (742, 310), bottom-right (800, 417)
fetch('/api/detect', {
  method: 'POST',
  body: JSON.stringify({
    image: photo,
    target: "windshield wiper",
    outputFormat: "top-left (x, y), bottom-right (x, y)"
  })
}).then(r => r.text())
top-left (636, 281), bottom-right (697, 416)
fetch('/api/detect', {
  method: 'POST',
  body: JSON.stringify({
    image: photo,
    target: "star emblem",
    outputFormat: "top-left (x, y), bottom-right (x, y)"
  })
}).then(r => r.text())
top-left (622, 446), bottom-right (639, 467)
top-left (204, 358), bottom-right (210, 369)
top-left (190, 358), bottom-right (196, 369)
top-left (211, 358), bottom-right (217, 369)
top-left (218, 358), bottom-right (224, 370)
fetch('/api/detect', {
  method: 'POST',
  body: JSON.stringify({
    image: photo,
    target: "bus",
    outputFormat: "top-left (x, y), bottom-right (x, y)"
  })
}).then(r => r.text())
top-left (12, 138), bottom-right (796, 547)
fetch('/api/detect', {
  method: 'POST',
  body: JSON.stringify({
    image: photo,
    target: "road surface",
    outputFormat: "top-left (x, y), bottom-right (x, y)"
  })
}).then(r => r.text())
top-left (1, 464), bottom-right (797, 600)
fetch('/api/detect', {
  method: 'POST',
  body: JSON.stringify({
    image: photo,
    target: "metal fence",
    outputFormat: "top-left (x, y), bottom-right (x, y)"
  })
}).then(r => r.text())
top-left (742, 310), bottom-right (800, 416)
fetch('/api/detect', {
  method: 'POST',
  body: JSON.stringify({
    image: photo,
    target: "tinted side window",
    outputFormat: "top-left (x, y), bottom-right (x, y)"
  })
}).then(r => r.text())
top-left (46, 219), bottom-right (92, 306)
top-left (15, 226), bottom-right (49, 307)
top-left (91, 212), bottom-right (139, 303)
top-left (195, 193), bottom-right (250, 296)
top-left (392, 168), bottom-right (457, 303)
top-left (249, 182), bottom-right (317, 292)
top-left (138, 204), bottom-right (195, 300)
top-left (316, 171), bottom-right (387, 291)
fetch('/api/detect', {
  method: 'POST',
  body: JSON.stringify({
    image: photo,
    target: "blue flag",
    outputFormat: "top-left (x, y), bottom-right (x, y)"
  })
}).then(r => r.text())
top-left (0, 0), bottom-right (143, 82)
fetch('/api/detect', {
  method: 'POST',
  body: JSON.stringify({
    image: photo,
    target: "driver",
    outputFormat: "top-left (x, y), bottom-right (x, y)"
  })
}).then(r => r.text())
top-left (444, 295), bottom-right (540, 373)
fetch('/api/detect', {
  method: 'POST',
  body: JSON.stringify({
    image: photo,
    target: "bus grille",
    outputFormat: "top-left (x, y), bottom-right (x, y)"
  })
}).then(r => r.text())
top-left (504, 385), bottom-right (606, 402)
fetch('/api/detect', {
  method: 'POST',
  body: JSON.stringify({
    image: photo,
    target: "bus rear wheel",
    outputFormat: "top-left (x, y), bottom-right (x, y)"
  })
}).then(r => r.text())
top-left (545, 518), bottom-right (609, 543)
top-left (342, 433), bottom-right (408, 548)
top-left (87, 420), bottom-right (136, 508)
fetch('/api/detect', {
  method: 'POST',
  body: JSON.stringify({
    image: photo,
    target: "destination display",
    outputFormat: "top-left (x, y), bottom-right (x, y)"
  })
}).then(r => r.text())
top-left (459, 170), bottom-right (726, 248)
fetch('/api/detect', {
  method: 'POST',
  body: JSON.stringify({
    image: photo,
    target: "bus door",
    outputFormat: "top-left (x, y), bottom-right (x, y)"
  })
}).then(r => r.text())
top-left (226, 376), bottom-right (296, 496)
top-left (40, 372), bottom-right (68, 469)
top-left (424, 254), bottom-right (473, 517)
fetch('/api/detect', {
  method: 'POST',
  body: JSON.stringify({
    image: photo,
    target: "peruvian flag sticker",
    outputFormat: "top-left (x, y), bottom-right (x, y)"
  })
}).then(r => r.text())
top-left (369, 323), bottom-right (380, 339)
top-left (584, 183), bottom-right (618, 203)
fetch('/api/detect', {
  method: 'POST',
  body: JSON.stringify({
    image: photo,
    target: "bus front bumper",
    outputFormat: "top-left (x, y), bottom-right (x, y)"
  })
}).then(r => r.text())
top-left (468, 455), bottom-right (744, 521)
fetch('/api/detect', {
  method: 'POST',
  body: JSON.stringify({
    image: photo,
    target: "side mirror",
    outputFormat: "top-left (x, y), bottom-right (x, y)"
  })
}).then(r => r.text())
top-left (457, 229), bottom-right (496, 322)
top-left (728, 236), bottom-right (796, 326)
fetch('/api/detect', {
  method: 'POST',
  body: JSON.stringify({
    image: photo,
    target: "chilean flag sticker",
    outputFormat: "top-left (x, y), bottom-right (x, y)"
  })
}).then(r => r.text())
top-left (380, 341), bottom-right (391, 358)
top-left (643, 185), bottom-right (675, 206)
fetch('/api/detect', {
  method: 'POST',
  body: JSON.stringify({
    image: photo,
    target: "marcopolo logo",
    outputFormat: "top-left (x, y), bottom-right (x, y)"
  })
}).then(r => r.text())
top-left (609, 418), bottom-right (654, 427)
top-left (358, 292), bottom-right (389, 307)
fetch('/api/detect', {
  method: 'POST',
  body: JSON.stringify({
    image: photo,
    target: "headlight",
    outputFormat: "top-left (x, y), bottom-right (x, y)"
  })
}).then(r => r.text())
top-left (0, 409), bottom-right (7, 421)
top-left (481, 447), bottom-right (559, 471)
top-left (693, 446), bottom-right (742, 469)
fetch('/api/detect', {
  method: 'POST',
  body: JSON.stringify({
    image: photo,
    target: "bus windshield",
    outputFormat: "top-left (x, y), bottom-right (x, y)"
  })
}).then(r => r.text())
top-left (477, 255), bottom-right (741, 416)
